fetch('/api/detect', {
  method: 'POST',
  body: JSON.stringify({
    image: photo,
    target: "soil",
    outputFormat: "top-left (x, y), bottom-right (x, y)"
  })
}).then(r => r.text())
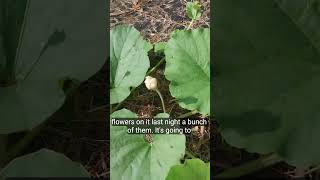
top-left (110, 0), bottom-right (210, 43)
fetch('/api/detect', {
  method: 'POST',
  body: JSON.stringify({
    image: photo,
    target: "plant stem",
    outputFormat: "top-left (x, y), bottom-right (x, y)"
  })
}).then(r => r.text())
top-left (187, 19), bottom-right (194, 30)
top-left (178, 110), bottom-right (198, 118)
top-left (111, 102), bottom-right (125, 114)
top-left (214, 153), bottom-right (282, 178)
top-left (155, 89), bottom-right (166, 113)
top-left (185, 150), bottom-right (196, 159)
top-left (146, 57), bottom-right (165, 76)
top-left (0, 135), bottom-right (7, 168)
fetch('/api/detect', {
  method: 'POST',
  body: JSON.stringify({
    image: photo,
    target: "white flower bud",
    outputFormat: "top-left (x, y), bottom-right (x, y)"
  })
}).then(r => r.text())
top-left (144, 76), bottom-right (158, 91)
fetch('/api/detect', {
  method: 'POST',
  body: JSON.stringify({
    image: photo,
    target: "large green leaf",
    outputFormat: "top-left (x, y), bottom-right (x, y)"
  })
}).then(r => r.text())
top-left (0, 0), bottom-right (107, 134)
top-left (214, 0), bottom-right (320, 167)
top-left (165, 28), bottom-right (210, 115)
top-left (111, 109), bottom-right (185, 180)
top-left (110, 25), bottom-right (150, 104)
top-left (166, 159), bottom-right (210, 180)
top-left (0, 149), bottom-right (89, 178)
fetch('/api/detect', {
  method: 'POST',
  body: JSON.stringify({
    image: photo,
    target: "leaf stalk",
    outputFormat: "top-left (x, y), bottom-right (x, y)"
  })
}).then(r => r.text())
top-left (185, 150), bottom-right (196, 159)
top-left (155, 88), bottom-right (166, 113)
top-left (187, 19), bottom-right (194, 30)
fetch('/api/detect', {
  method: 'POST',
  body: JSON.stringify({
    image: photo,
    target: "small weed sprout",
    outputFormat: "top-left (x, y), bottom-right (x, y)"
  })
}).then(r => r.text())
top-left (186, 1), bottom-right (202, 30)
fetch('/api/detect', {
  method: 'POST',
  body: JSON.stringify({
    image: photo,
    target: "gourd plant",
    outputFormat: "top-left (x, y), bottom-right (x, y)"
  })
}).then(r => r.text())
top-left (110, 2), bottom-right (210, 180)
top-left (0, 0), bottom-right (106, 178)
top-left (214, 0), bottom-right (320, 177)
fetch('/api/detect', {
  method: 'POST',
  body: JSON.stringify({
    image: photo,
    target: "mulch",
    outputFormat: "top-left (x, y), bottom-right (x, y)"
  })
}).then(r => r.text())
top-left (110, 0), bottom-right (210, 43)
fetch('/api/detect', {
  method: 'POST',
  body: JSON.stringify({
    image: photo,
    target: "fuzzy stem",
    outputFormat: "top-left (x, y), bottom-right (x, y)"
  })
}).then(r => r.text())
top-left (146, 57), bottom-right (165, 76)
top-left (155, 89), bottom-right (166, 113)
top-left (111, 86), bottom-right (137, 113)
top-left (214, 153), bottom-right (282, 178)
top-left (185, 150), bottom-right (197, 159)
top-left (187, 19), bottom-right (194, 30)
